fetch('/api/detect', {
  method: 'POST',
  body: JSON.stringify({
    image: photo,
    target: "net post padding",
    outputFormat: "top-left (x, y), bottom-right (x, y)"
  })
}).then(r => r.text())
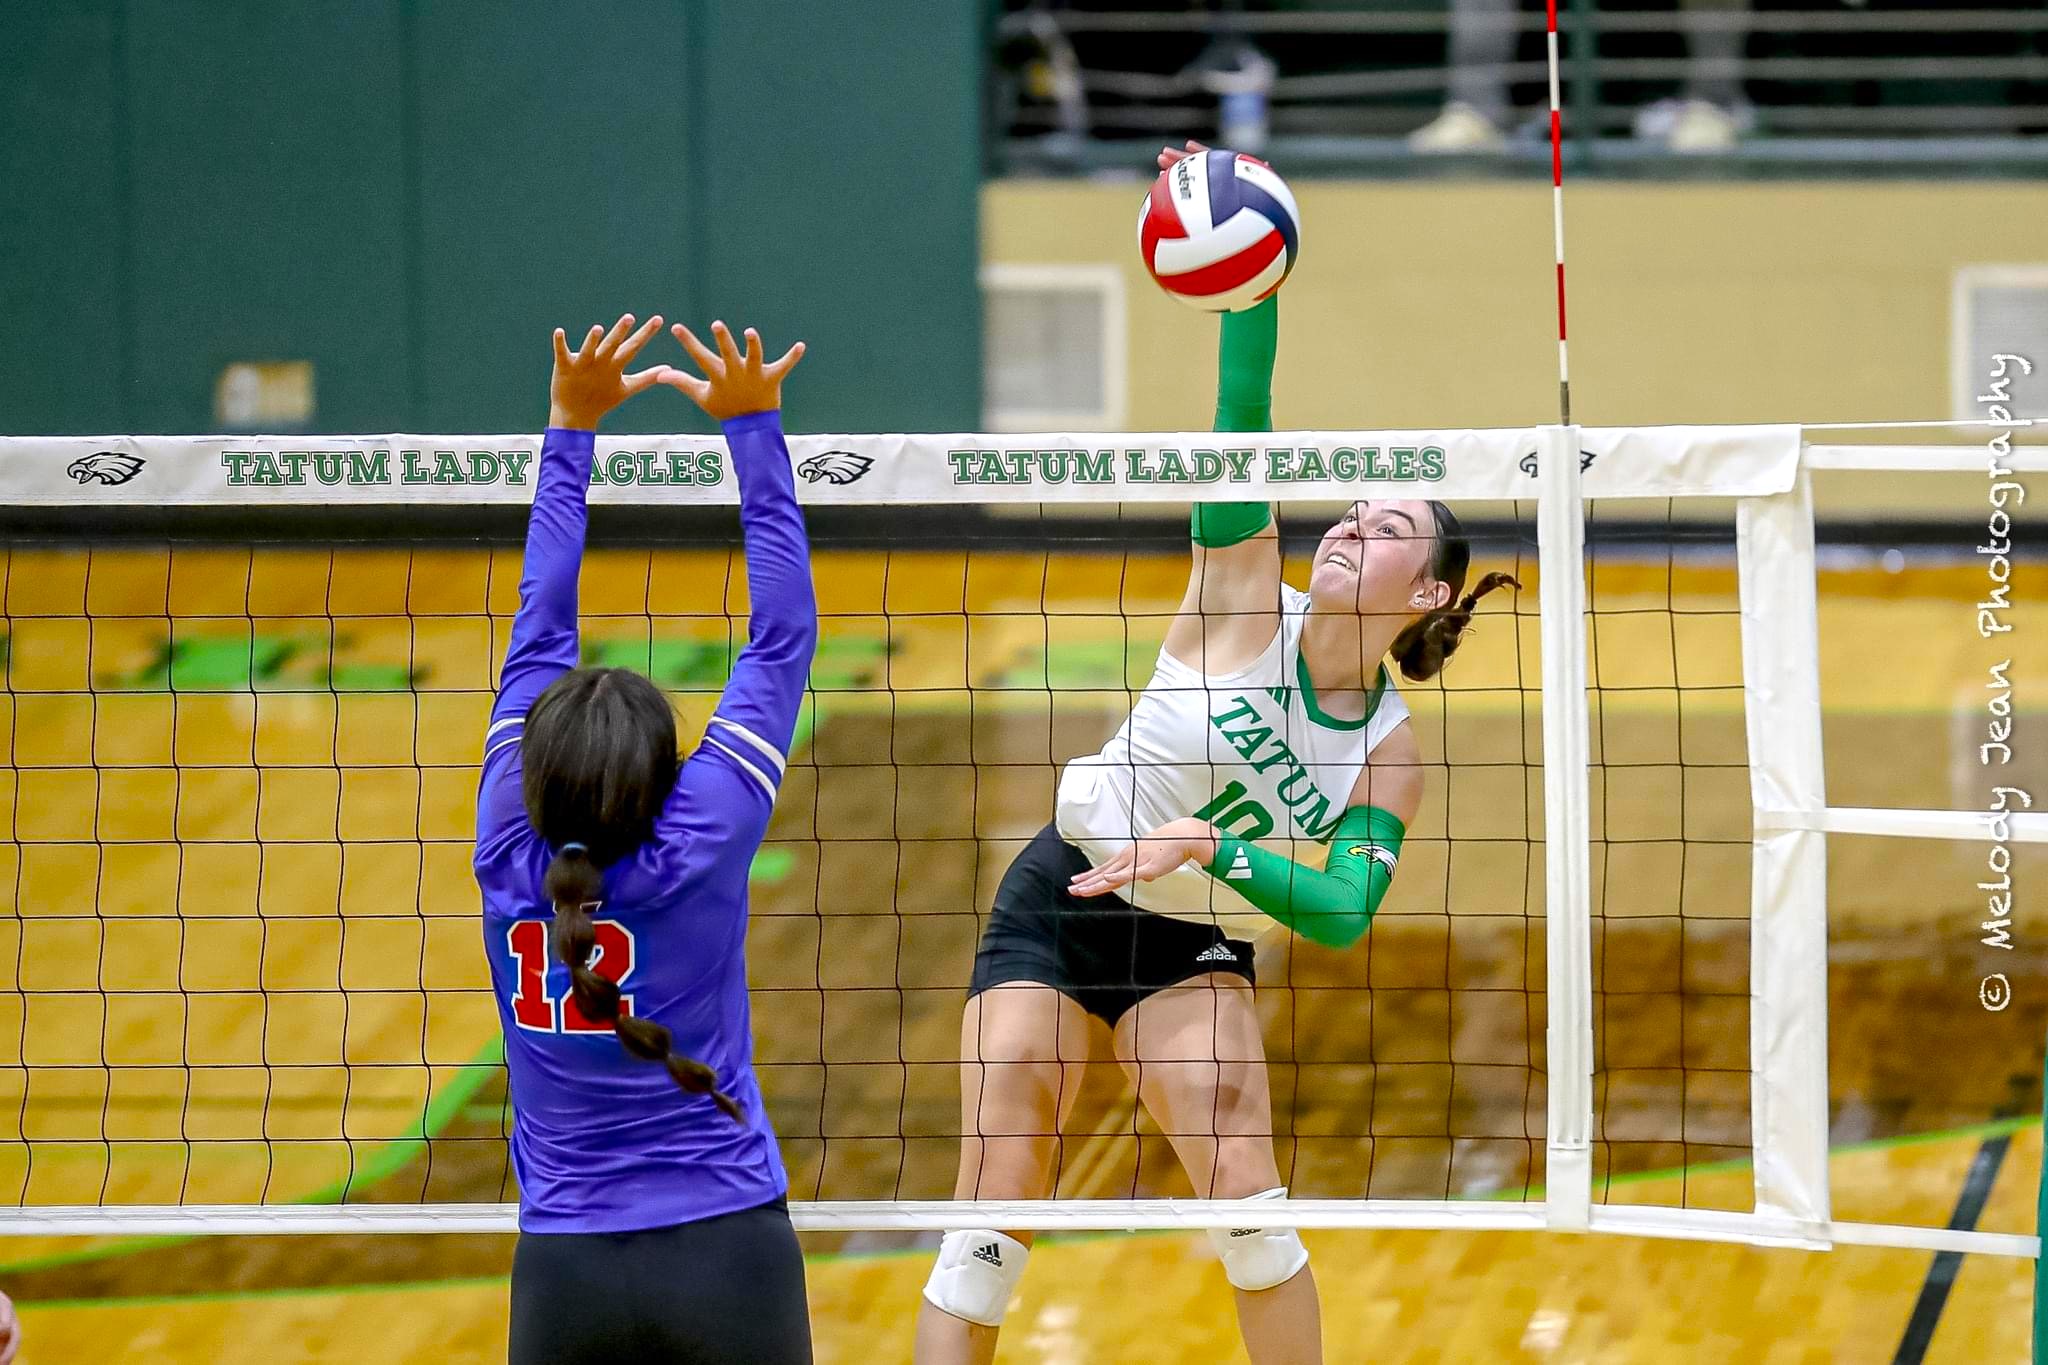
top-left (1736, 470), bottom-right (1832, 1242)
top-left (1536, 422), bottom-right (1594, 1232)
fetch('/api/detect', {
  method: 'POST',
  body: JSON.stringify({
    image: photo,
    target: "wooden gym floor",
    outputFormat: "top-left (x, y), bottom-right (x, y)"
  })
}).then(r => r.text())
top-left (0, 542), bottom-right (2041, 1361)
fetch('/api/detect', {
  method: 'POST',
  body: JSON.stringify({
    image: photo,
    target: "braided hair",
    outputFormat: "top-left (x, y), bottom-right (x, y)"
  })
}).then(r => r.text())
top-left (523, 667), bottom-right (742, 1121)
top-left (1389, 501), bottom-right (1521, 682)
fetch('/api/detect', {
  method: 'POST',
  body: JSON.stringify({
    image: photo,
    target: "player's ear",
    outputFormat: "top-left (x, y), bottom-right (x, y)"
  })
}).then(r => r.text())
top-left (1411, 579), bottom-right (1452, 612)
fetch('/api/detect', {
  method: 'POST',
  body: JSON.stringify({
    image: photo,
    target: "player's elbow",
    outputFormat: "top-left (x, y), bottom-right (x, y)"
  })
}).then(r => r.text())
top-left (771, 575), bottom-right (821, 650)
top-left (1298, 904), bottom-right (1370, 950)
top-left (780, 608), bottom-right (820, 657)
top-left (1324, 915), bottom-right (1370, 950)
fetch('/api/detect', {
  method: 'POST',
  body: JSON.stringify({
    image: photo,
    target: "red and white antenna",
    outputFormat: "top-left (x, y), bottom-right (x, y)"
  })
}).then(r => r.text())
top-left (1546, 0), bottom-right (1572, 427)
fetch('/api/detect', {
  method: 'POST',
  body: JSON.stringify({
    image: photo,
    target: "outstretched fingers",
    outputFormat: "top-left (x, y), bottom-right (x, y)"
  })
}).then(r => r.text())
top-left (670, 323), bottom-right (721, 376)
top-left (1069, 847), bottom-right (1138, 897)
top-left (594, 313), bottom-right (638, 361)
top-left (654, 365), bottom-right (712, 403)
top-left (622, 365), bottom-right (673, 396)
top-left (614, 314), bottom-right (664, 366)
top-left (710, 320), bottom-right (744, 371)
top-left (662, 320), bottom-right (803, 418)
top-left (761, 339), bottom-right (806, 381)
top-left (548, 314), bottom-right (674, 429)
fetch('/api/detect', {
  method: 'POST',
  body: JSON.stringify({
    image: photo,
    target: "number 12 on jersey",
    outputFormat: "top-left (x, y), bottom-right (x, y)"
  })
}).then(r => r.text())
top-left (505, 918), bottom-right (638, 1033)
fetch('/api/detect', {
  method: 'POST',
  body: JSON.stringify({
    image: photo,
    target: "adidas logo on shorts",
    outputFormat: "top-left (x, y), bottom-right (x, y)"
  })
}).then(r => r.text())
top-left (971, 1241), bottom-right (1004, 1267)
top-left (1195, 943), bottom-right (1238, 964)
top-left (1223, 848), bottom-right (1253, 881)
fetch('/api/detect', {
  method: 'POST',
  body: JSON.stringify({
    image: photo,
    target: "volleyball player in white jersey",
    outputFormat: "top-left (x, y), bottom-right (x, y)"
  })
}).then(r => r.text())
top-left (914, 143), bottom-right (1516, 1365)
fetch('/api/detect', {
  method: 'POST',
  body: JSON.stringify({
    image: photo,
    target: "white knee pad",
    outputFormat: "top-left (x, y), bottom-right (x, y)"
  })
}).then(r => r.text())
top-left (922, 1229), bottom-right (1030, 1327)
top-left (1206, 1187), bottom-right (1309, 1292)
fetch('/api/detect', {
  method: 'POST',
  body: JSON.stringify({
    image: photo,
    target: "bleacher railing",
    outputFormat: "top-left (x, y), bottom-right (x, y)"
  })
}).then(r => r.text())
top-left (993, 3), bottom-right (2048, 176)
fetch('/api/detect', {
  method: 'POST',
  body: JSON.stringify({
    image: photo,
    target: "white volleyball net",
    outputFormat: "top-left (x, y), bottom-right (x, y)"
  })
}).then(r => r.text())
top-left (0, 423), bottom-right (2039, 1267)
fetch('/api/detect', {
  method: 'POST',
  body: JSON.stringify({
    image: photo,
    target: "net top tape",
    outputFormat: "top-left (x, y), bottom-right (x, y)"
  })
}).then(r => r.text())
top-left (0, 424), bottom-right (1799, 507)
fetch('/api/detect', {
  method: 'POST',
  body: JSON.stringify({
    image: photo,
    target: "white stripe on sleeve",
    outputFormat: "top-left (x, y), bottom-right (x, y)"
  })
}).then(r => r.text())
top-left (703, 736), bottom-right (779, 803)
top-left (708, 716), bottom-right (786, 777)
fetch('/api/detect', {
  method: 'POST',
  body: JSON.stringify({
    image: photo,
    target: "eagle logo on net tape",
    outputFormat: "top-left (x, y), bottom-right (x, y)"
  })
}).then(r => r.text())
top-left (796, 450), bottom-right (874, 486)
top-left (68, 451), bottom-right (147, 487)
top-left (1518, 448), bottom-right (1600, 478)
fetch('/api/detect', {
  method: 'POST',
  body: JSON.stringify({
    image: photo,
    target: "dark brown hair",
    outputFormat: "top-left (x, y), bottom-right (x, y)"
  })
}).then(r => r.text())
top-left (1388, 501), bottom-right (1520, 682)
top-left (523, 667), bottom-right (741, 1120)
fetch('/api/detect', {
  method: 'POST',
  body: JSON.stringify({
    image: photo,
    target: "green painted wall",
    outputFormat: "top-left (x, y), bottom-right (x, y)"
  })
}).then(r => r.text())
top-left (0, 2), bottom-right (984, 437)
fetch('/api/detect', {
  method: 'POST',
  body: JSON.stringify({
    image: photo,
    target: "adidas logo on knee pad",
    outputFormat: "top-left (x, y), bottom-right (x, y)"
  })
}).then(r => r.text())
top-left (924, 1229), bottom-right (1030, 1327)
top-left (1206, 1188), bottom-right (1311, 1292)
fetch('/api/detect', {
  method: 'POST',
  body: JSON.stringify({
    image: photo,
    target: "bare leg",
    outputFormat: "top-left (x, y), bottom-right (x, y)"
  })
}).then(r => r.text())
top-left (1114, 976), bottom-right (1321, 1365)
top-left (914, 983), bottom-right (1098, 1365)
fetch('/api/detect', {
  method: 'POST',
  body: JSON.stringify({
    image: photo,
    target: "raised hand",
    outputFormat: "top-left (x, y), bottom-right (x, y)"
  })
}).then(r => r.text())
top-left (549, 314), bottom-right (671, 431)
top-left (661, 321), bottom-right (805, 422)
top-left (1067, 817), bottom-right (1222, 898)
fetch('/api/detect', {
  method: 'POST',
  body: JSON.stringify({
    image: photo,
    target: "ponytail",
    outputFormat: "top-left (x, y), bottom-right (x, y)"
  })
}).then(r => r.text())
top-left (1390, 571), bottom-right (1521, 682)
top-left (543, 842), bottom-right (743, 1122)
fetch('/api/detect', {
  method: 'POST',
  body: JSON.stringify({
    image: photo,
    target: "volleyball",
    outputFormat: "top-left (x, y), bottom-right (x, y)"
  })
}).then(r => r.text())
top-left (1138, 148), bottom-right (1302, 312)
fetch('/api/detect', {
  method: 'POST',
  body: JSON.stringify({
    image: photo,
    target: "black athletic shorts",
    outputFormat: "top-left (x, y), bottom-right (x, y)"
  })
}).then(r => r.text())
top-left (508, 1197), bottom-right (811, 1365)
top-left (969, 823), bottom-right (1257, 1027)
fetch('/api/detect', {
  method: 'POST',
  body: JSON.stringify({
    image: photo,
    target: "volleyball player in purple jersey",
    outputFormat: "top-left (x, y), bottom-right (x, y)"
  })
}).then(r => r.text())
top-left (474, 312), bottom-right (817, 1364)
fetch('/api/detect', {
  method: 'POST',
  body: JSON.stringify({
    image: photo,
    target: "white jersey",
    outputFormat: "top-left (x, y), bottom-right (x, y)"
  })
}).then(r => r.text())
top-left (1055, 585), bottom-right (1410, 938)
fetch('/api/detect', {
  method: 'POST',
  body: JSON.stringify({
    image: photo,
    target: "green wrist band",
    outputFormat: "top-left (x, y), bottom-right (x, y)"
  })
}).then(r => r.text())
top-left (1192, 501), bottom-right (1274, 548)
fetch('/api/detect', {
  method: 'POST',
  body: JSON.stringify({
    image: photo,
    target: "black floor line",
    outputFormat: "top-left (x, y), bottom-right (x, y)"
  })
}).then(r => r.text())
top-left (1889, 1132), bottom-right (2011, 1364)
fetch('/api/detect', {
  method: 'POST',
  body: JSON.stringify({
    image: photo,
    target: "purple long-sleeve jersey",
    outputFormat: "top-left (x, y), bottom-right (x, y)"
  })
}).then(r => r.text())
top-left (472, 413), bottom-right (816, 1234)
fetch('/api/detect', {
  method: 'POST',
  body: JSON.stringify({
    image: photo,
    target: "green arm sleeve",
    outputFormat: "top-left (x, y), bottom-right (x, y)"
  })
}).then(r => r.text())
top-left (1190, 296), bottom-right (1277, 548)
top-left (1202, 805), bottom-right (1405, 949)
top-left (1213, 295), bottom-right (1277, 433)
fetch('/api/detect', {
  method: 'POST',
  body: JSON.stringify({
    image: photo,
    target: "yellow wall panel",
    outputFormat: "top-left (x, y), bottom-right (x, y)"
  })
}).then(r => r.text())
top-left (985, 178), bottom-right (2048, 518)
